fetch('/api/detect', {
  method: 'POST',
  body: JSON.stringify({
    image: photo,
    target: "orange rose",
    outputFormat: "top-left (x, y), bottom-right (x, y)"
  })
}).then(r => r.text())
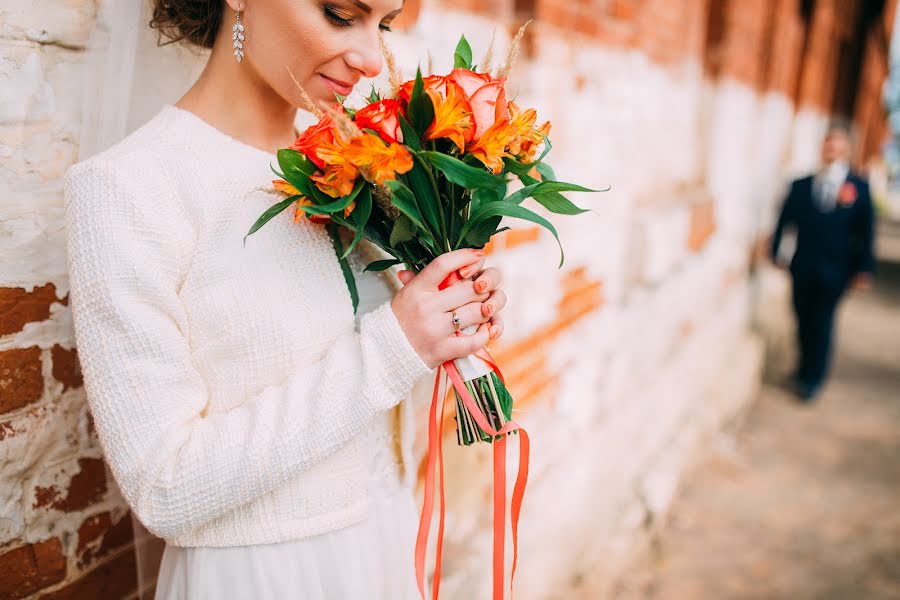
top-left (354, 99), bottom-right (404, 144)
top-left (398, 74), bottom-right (448, 104)
top-left (291, 114), bottom-right (336, 170)
top-left (445, 68), bottom-right (493, 98)
top-left (467, 80), bottom-right (508, 141)
top-left (445, 69), bottom-right (509, 141)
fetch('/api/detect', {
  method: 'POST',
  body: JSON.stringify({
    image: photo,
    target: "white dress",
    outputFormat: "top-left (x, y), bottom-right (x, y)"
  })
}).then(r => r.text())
top-left (154, 239), bottom-right (421, 599)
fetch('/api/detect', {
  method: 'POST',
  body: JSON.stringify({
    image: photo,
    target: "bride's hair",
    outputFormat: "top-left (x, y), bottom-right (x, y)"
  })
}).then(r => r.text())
top-left (149, 0), bottom-right (223, 49)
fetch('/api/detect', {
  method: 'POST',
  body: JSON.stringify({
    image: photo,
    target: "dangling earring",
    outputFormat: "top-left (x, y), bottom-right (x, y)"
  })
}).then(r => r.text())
top-left (232, 8), bottom-right (245, 63)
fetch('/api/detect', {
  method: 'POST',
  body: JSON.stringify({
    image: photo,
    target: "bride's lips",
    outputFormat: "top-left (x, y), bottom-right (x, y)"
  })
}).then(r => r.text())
top-left (320, 74), bottom-right (354, 96)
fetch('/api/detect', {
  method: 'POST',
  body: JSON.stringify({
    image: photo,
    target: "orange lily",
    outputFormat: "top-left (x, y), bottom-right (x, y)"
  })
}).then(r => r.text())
top-left (505, 101), bottom-right (551, 161)
top-left (424, 82), bottom-right (474, 151)
top-left (309, 138), bottom-right (360, 198)
top-left (292, 196), bottom-right (337, 224)
top-left (272, 179), bottom-right (301, 197)
top-left (344, 133), bottom-right (414, 184)
top-left (467, 119), bottom-right (518, 174)
top-left (398, 74), bottom-right (447, 103)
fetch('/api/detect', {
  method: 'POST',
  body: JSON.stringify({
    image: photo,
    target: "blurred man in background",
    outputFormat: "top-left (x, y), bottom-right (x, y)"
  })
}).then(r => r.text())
top-left (771, 122), bottom-right (876, 402)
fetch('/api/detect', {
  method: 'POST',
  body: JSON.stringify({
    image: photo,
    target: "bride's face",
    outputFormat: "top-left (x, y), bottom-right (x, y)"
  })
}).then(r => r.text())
top-left (231, 0), bottom-right (403, 108)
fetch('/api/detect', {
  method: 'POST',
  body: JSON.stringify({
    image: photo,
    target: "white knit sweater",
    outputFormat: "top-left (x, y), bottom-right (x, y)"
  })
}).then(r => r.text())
top-left (63, 104), bottom-right (433, 547)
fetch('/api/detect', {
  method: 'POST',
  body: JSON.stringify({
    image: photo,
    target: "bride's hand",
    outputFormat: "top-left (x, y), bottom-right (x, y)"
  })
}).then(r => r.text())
top-left (392, 249), bottom-right (508, 369)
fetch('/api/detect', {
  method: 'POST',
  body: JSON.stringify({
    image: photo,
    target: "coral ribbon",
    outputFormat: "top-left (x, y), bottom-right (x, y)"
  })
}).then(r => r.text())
top-left (414, 271), bottom-right (531, 600)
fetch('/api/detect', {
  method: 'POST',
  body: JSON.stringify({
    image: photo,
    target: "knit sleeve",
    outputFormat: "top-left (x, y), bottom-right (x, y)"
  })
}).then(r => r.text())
top-left (63, 157), bottom-right (432, 540)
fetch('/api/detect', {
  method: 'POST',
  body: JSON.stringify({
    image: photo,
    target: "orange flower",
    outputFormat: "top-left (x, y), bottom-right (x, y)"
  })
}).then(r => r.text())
top-left (467, 119), bottom-right (517, 174)
top-left (398, 74), bottom-right (447, 103)
top-left (344, 133), bottom-right (414, 184)
top-left (468, 80), bottom-right (508, 141)
top-left (309, 138), bottom-right (360, 197)
top-left (272, 179), bottom-right (301, 197)
top-left (291, 114), bottom-right (337, 170)
top-left (424, 82), bottom-right (474, 151)
top-left (355, 99), bottom-right (404, 144)
top-left (293, 197), bottom-right (334, 225)
top-left (445, 68), bottom-right (493, 98)
top-left (518, 120), bottom-right (551, 162)
top-left (505, 101), bottom-right (551, 161)
top-left (445, 69), bottom-right (509, 141)
top-left (310, 164), bottom-right (359, 198)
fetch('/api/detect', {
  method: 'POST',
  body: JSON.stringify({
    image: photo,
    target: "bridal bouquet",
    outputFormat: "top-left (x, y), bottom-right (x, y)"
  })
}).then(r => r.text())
top-left (246, 25), bottom-right (604, 600)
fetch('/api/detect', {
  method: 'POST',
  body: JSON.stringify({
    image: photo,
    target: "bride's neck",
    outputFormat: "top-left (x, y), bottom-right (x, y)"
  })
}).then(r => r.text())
top-left (176, 42), bottom-right (299, 153)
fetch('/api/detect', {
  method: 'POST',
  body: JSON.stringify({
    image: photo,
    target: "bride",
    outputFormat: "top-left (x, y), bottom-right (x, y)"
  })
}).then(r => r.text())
top-left (63, 1), bottom-right (508, 598)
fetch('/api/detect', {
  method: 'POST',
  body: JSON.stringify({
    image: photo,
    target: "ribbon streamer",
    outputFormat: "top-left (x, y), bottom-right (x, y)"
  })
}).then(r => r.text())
top-left (415, 271), bottom-right (531, 600)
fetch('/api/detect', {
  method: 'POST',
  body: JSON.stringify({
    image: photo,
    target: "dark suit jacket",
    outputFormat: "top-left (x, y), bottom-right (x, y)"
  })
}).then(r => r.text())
top-left (770, 171), bottom-right (876, 290)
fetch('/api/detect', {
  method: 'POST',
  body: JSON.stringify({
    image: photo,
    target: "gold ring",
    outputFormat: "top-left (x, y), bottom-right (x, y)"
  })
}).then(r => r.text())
top-left (451, 311), bottom-right (461, 333)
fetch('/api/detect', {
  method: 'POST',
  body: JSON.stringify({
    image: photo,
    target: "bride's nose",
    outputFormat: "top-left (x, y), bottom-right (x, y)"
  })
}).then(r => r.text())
top-left (344, 39), bottom-right (383, 78)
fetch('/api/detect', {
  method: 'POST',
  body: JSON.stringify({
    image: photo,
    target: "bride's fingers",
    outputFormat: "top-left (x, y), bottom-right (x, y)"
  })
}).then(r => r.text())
top-left (481, 289), bottom-right (507, 318)
top-left (457, 257), bottom-right (485, 280)
top-left (452, 301), bottom-right (491, 332)
top-left (488, 312), bottom-right (504, 340)
top-left (437, 279), bottom-right (489, 311)
top-left (473, 267), bottom-right (501, 294)
top-left (397, 270), bottom-right (415, 286)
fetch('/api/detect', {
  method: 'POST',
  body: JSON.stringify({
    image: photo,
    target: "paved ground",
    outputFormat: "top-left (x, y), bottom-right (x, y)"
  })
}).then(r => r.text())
top-left (615, 221), bottom-right (900, 600)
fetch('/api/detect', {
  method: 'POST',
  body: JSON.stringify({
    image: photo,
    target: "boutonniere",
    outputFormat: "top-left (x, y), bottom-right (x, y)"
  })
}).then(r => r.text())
top-left (838, 181), bottom-right (857, 206)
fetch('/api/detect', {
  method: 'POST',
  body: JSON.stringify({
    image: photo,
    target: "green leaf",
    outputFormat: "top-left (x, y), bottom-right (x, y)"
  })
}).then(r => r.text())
top-left (270, 164), bottom-right (286, 180)
top-left (408, 68), bottom-right (435, 137)
top-left (463, 215), bottom-right (502, 247)
top-left (470, 187), bottom-right (501, 214)
top-left (342, 186), bottom-right (373, 258)
top-left (422, 152), bottom-right (505, 189)
top-left (408, 155), bottom-right (443, 241)
top-left (453, 35), bottom-right (473, 69)
top-left (244, 195), bottom-right (300, 245)
top-left (458, 202), bottom-right (566, 267)
top-left (367, 84), bottom-right (381, 104)
top-left (385, 180), bottom-right (439, 253)
top-left (505, 181), bottom-right (596, 213)
top-left (398, 114), bottom-right (421, 151)
top-left (364, 259), bottom-right (402, 272)
top-left (535, 162), bottom-right (556, 181)
top-left (299, 179), bottom-right (364, 215)
top-left (277, 149), bottom-right (316, 184)
top-left (293, 170), bottom-right (347, 208)
top-left (390, 214), bottom-right (417, 246)
top-left (327, 223), bottom-right (358, 313)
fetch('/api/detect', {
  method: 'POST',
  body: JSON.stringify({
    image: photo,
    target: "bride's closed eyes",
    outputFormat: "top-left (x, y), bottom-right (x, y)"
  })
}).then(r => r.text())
top-left (322, 3), bottom-right (396, 31)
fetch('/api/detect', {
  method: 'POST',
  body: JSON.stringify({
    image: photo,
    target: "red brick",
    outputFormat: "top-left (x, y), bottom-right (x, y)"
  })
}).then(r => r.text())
top-left (51, 345), bottom-right (83, 391)
top-left (76, 512), bottom-right (134, 569)
top-left (38, 549), bottom-right (137, 600)
top-left (0, 283), bottom-right (63, 336)
top-left (33, 458), bottom-right (108, 512)
top-left (0, 538), bottom-right (67, 599)
top-left (0, 346), bottom-right (44, 414)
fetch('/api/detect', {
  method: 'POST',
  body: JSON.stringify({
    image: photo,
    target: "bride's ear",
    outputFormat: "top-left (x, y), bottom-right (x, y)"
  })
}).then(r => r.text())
top-left (224, 0), bottom-right (244, 14)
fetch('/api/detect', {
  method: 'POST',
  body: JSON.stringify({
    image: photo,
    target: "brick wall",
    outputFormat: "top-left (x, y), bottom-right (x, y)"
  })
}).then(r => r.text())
top-left (0, 0), bottom-right (893, 598)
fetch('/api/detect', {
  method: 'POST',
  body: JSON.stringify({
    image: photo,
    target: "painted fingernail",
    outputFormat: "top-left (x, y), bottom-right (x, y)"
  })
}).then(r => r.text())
top-left (484, 303), bottom-right (494, 315)
top-left (475, 280), bottom-right (487, 293)
top-left (459, 267), bottom-right (471, 278)
top-left (474, 249), bottom-right (485, 256)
